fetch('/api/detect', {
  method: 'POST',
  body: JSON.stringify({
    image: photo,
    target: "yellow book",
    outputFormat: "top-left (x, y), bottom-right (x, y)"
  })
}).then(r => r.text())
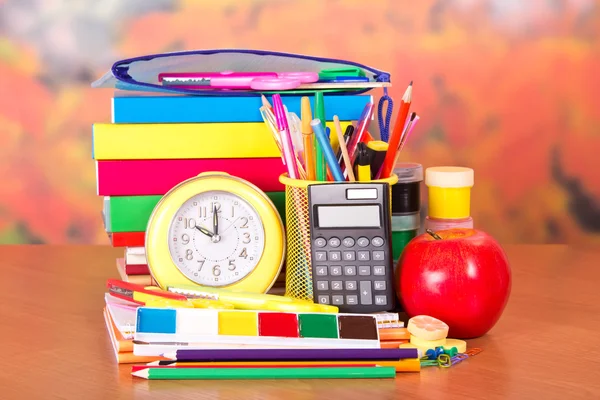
top-left (92, 121), bottom-right (351, 160)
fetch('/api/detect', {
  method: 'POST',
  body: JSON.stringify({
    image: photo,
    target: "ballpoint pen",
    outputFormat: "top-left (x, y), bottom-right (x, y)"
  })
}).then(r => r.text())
top-left (311, 119), bottom-right (344, 182)
top-left (272, 94), bottom-right (300, 179)
top-left (343, 102), bottom-right (373, 178)
top-left (337, 125), bottom-right (354, 165)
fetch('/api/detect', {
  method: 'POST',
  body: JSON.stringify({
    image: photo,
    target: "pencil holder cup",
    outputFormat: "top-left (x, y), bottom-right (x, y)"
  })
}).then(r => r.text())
top-left (278, 173), bottom-right (398, 301)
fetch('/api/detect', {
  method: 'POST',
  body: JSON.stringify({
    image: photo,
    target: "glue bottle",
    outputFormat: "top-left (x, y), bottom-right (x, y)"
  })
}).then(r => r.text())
top-left (424, 166), bottom-right (474, 231)
top-left (390, 162), bottom-right (422, 267)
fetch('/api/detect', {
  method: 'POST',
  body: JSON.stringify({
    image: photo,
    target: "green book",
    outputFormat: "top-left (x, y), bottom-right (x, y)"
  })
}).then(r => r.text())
top-left (103, 192), bottom-right (286, 233)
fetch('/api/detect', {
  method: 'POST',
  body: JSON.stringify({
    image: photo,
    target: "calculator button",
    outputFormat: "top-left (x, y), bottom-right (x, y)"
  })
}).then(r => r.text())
top-left (343, 251), bottom-right (356, 261)
top-left (314, 238), bottom-right (327, 248)
top-left (345, 281), bottom-right (357, 290)
top-left (328, 237), bottom-right (341, 248)
top-left (315, 251), bottom-right (327, 261)
top-left (374, 281), bottom-right (387, 291)
top-left (331, 281), bottom-right (343, 291)
top-left (330, 266), bottom-right (342, 276)
top-left (357, 251), bottom-right (370, 261)
top-left (346, 295), bottom-right (358, 305)
top-left (332, 295), bottom-right (344, 305)
top-left (357, 237), bottom-right (370, 247)
top-left (372, 251), bottom-right (385, 261)
top-left (315, 266), bottom-right (328, 276)
top-left (316, 281), bottom-right (329, 291)
top-left (329, 251), bottom-right (341, 261)
top-left (359, 281), bottom-right (373, 305)
top-left (344, 266), bottom-right (356, 276)
top-left (373, 266), bottom-right (386, 276)
top-left (318, 295), bottom-right (330, 304)
top-left (358, 266), bottom-right (371, 276)
top-left (342, 237), bottom-right (355, 247)
top-left (375, 296), bottom-right (387, 306)
top-left (371, 237), bottom-right (385, 247)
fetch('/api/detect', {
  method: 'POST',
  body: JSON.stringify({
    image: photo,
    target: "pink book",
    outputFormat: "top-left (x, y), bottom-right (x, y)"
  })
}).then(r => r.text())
top-left (96, 158), bottom-right (286, 196)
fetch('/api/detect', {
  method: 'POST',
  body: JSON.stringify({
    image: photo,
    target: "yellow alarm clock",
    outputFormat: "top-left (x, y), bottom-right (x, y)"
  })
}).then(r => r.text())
top-left (145, 172), bottom-right (285, 294)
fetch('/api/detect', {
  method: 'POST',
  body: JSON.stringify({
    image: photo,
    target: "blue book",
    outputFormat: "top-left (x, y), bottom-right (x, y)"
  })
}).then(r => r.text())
top-left (111, 94), bottom-right (372, 123)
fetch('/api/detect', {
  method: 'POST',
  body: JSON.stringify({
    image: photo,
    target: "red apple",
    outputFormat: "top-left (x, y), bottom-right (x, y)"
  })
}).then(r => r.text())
top-left (396, 228), bottom-right (511, 339)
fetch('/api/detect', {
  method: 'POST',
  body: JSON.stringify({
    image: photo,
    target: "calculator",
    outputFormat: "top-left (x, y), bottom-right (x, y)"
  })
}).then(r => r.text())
top-left (307, 183), bottom-right (396, 313)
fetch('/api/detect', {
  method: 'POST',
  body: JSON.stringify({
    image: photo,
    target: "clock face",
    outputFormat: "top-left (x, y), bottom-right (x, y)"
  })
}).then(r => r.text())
top-left (167, 190), bottom-right (266, 287)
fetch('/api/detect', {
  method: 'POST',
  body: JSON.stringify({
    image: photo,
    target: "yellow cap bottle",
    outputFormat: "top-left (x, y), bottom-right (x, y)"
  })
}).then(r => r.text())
top-left (425, 167), bottom-right (474, 219)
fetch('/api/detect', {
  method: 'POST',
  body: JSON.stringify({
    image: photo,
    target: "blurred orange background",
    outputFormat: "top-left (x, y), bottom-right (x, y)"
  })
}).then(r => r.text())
top-left (0, 0), bottom-right (598, 245)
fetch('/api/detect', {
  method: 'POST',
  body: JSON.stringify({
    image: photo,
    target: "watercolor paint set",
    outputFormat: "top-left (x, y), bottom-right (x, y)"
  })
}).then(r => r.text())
top-left (134, 307), bottom-right (381, 356)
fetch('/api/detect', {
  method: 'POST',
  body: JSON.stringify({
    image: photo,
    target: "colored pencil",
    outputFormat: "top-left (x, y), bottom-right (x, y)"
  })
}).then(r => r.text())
top-left (147, 358), bottom-right (421, 372)
top-left (163, 348), bottom-right (419, 361)
top-left (334, 115), bottom-right (355, 181)
top-left (132, 363), bottom-right (374, 372)
top-left (132, 366), bottom-right (397, 380)
top-left (380, 82), bottom-right (413, 178)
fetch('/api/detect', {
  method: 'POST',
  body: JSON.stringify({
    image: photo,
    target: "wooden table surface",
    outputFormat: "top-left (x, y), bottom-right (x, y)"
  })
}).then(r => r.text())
top-left (1, 245), bottom-right (599, 399)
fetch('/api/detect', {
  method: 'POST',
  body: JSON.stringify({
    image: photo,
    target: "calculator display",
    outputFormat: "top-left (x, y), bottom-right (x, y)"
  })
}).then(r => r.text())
top-left (316, 205), bottom-right (381, 228)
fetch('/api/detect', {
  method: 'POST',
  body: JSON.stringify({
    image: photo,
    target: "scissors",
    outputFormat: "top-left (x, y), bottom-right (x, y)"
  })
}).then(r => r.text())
top-left (158, 71), bottom-right (319, 91)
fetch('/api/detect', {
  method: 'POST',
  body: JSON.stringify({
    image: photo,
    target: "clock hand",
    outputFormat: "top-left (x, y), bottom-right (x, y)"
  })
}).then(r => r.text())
top-left (220, 217), bottom-right (240, 235)
top-left (213, 204), bottom-right (219, 236)
top-left (195, 225), bottom-right (214, 238)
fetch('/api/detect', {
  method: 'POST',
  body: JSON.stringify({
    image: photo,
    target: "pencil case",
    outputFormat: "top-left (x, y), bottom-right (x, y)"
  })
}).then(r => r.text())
top-left (91, 48), bottom-right (391, 97)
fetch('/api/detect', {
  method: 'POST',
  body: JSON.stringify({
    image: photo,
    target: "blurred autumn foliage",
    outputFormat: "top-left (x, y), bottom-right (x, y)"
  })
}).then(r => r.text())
top-left (0, 0), bottom-right (598, 244)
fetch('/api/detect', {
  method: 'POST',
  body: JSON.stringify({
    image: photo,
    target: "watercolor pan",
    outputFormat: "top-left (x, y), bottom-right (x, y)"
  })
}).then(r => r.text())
top-left (134, 308), bottom-right (381, 355)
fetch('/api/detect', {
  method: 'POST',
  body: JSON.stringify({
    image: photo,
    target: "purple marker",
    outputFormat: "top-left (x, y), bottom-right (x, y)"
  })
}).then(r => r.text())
top-left (163, 348), bottom-right (419, 362)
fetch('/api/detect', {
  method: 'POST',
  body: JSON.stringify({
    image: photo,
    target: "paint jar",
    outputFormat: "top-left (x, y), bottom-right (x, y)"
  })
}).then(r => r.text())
top-left (391, 163), bottom-right (423, 214)
top-left (391, 213), bottom-right (420, 267)
top-left (425, 216), bottom-right (473, 231)
top-left (425, 166), bottom-right (474, 219)
top-left (390, 162), bottom-right (422, 264)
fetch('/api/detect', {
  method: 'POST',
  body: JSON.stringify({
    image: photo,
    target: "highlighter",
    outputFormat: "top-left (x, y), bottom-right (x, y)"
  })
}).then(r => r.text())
top-left (354, 142), bottom-right (372, 182)
top-left (367, 141), bottom-right (389, 179)
top-left (301, 97), bottom-right (316, 180)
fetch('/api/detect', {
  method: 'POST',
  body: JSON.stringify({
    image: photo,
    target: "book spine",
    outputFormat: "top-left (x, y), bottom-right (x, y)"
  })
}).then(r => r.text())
top-left (104, 192), bottom-right (285, 233)
top-left (92, 121), bottom-right (352, 160)
top-left (96, 158), bottom-right (286, 196)
top-left (112, 94), bottom-right (372, 124)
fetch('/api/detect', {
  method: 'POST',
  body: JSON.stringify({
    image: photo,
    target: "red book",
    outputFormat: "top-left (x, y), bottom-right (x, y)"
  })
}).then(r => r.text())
top-left (125, 264), bottom-right (150, 275)
top-left (96, 158), bottom-right (285, 196)
top-left (109, 232), bottom-right (145, 247)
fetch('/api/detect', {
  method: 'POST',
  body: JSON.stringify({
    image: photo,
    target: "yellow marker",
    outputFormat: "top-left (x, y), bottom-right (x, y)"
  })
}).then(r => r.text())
top-left (366, 140), bottom-right (388, 179)
top-left (301, 97), bottom-right (316, 181)
top-left (355, 142), bottom-right (371, 182)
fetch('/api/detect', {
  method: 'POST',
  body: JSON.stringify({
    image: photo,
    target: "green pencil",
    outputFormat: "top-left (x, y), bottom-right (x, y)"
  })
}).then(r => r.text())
top-left (132, 366), bottom-right (396, 380)
top-left (314, 91), bottom-right (327, 181)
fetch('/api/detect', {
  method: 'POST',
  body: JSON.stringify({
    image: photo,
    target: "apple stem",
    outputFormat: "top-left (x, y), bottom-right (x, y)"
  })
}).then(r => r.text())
top-left (426, 229), bottom-right (443, 240)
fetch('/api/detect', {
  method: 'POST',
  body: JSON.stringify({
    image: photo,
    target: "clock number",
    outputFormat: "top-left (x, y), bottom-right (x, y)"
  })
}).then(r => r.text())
top-left (231, 206), bottom-right (235, 218)
top-left (239, 248), bottom-right (248, 259)
top-left (212, 265), bottom-right (221, 276)
top-left (181, 234), bottom-right (190, 245)
top-left (184, 218), bottom-right (197, 229)
top-left (197, 259), bottom-right (205, 271)
top-left (199, 207), bottom-right (207, 218)
top-left (240, 217), bottom-right (249, 229)
top-left (211, 202), bottom-right (221, 213)
top-left (243, 233), bottom-right (251, 244)
top-left (186, 249), bottom-right (193, 260)
top-left (228, 260), bottom-right (236, 271)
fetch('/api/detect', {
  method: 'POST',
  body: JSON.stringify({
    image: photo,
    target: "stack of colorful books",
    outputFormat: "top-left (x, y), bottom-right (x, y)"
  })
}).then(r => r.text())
top-left (93, 92), bottom-right (373, 286)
